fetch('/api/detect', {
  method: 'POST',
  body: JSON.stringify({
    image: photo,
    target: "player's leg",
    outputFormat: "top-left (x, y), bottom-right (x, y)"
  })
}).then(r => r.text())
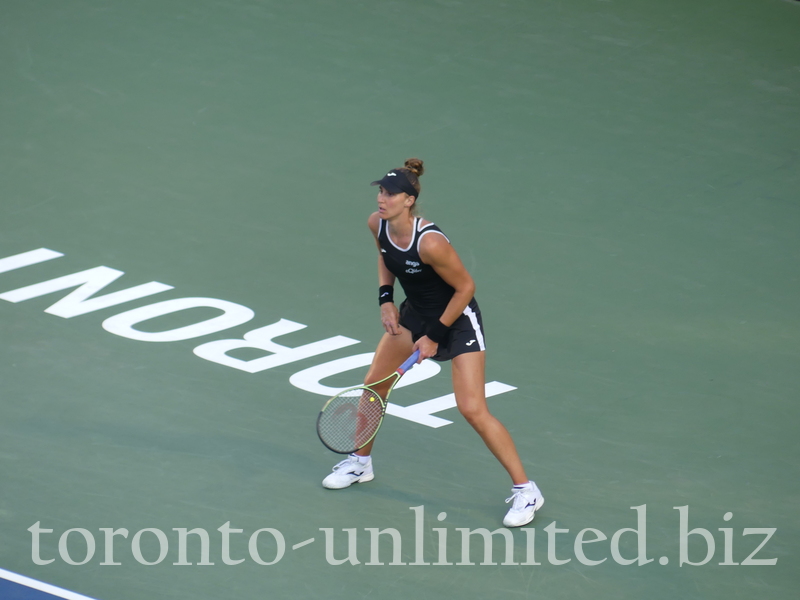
top-left (451, 351), bottom-right (528, 483)
top-left (356, 327), bottom-right (414, 456)
top-left (322, 328), bottom-right (413, 489)
top-left (451, 351), bottom-right (544, 526)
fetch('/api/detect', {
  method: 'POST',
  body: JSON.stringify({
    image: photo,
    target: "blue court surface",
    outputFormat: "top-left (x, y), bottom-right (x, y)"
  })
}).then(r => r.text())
top-left (0, 569), bottom-right (97, 600)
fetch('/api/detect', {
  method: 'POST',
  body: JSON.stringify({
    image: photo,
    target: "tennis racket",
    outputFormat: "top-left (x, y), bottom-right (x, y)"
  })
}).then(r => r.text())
top-left (316, 350), bottom-right (420, 454)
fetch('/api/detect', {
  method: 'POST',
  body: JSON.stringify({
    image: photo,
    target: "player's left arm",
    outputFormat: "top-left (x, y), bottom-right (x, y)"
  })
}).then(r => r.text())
top-left (420, 234), bottom-right (475, 326)
top-left (414, 233), bottom-right (476, 359)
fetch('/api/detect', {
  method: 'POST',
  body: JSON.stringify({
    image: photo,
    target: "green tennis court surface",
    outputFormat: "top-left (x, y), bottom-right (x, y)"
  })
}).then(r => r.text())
top-left (1, 1), bottom-right (798, 599)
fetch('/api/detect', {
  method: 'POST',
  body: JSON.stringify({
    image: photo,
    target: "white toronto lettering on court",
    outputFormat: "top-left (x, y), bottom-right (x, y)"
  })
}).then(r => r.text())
top-left (0, 248), bottom-right (518, 428)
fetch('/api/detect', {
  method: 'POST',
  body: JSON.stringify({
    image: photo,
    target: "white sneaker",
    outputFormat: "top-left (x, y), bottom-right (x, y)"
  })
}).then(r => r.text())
top-left (503, 481), bottom-right (544, 527)
top-left (322, 455), bottom-right (374, 489)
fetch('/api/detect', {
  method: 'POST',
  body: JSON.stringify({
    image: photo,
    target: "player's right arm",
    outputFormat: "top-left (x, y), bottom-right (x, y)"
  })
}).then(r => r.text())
top-left (368, 212), bottom-right (401, 335)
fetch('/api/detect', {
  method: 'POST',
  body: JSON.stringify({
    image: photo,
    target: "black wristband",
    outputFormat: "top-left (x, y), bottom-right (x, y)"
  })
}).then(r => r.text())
top-left (379, 285), bottom-right (394, 305)
top-left (426, 319), bottom-right (450, 344)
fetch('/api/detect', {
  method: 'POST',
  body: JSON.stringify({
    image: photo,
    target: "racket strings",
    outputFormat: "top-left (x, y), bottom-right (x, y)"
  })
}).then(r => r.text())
top-left (317, 388), bottom-right (386, 453)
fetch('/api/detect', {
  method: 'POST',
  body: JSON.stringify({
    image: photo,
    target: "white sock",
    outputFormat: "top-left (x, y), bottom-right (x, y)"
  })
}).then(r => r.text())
top-left (513, 481), bottom-right (533, 491)
top-left (352, 454), bottom-right (370, 464)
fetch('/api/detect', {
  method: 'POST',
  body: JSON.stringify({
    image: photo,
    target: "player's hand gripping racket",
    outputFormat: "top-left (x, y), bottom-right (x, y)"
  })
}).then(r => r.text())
top-left (316, 350), bottom-right (420, 454)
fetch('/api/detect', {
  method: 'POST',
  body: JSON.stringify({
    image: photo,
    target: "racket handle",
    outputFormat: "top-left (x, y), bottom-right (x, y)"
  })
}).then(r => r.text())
top-left (397, 350), bottom-right (421, 375)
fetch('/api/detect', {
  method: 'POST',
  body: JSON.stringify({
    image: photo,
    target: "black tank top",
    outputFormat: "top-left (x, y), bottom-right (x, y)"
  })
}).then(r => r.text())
top-left (378, 217), bottom-right (456, 318)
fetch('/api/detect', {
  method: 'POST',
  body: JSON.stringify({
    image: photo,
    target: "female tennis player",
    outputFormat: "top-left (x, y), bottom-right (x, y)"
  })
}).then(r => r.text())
top-left (321, 158), bottom-right (544, 527)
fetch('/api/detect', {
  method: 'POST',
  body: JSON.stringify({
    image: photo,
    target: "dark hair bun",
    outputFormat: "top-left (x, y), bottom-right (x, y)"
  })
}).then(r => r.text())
top-left (404, 157), bottom-right (424, 177)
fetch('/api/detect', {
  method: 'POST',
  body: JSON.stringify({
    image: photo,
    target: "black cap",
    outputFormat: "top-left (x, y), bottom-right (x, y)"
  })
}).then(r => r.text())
top-left (370, 169), bottom-right (418, 198)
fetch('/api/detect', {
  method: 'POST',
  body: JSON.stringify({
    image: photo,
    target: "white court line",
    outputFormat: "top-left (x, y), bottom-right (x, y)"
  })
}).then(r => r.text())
top-left (0, 567), bottom-right (100, 600)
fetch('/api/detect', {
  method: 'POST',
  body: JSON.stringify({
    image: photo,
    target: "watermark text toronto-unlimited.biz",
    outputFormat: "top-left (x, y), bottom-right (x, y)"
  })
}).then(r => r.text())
top-left (28, 505), bottom-right (777, 567)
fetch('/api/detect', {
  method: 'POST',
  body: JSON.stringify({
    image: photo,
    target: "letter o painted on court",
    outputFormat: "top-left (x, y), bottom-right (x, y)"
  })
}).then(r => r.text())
top-left (58, 528), bottom-right (96, 566)
top-left (131, 528), bottom-right (169, 566)
top-left (248, 528), bottom-right (286, 566)
top-left (102, 298), bottom-right (255, 342)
